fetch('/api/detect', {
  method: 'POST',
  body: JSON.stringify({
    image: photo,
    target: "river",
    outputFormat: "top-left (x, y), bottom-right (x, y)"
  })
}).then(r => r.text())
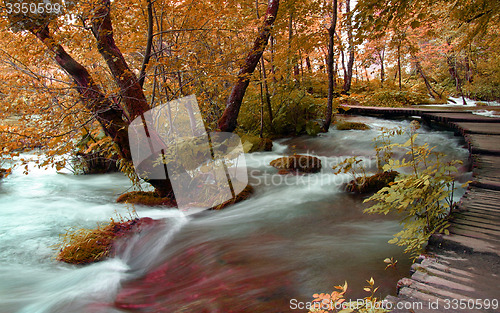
top-left (0, 116), bottom-right (471, 313)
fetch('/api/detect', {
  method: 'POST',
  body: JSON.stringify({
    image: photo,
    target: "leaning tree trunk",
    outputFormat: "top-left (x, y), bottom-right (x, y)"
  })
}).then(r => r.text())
top-left (31, 0), bottom-right (175, 198)
top-left (342, 0), bottom-right (354, 94)
top-left (90, 0), bottom-right (176, 197)
top-left (323, 0), bottom-right (338, 132)
top-left (217, 0), bottom-right (280, 133)
top-left (414, 59), bottom-right (440, 100)
top-left (31, 25), bottom-right (132, 160)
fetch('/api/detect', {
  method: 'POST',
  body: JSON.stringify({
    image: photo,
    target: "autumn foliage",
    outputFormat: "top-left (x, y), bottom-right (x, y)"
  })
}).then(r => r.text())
top-left (0, 0), bottom-right (498, 182)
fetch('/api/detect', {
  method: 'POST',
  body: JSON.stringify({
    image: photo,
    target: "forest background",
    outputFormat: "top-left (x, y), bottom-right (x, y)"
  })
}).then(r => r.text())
top-left (0, 0), bottom-right (498, 181)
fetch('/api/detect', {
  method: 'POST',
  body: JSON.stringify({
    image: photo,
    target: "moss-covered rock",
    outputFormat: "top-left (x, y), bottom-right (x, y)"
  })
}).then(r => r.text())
top-left (57, 217), bottom-right (156, 265)
top-left (335, 120), bottom-right (370, 130)
top-left (270, 155), bottom-right (322, 174)
top-left (345, 171), bottom-right (398, 193)
top-left (118, 185), bottom-right (253, 210)
top-left (240, 135), bottom-right (273, 153)
top-left (211, 185), bottom-right (254, 210)
top-left (116, 191), bottom-right (177, 206)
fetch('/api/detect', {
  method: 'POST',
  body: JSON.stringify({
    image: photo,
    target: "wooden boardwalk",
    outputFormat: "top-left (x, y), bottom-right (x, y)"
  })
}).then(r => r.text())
top-left (345, 106), bottom-right (500, 313)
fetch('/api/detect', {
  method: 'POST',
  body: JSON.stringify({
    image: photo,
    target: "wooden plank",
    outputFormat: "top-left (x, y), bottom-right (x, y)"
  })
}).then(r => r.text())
top-left (456, 211), bottom-right (500, 222)
top-left (452, 218), bottom-right (500, 232)
top-left (345, 105), bottom-right (452, 114)
top-left (453, 213), bottom-right (500, 226)
top-left (450, 224), bottom-right (500, 240)
top-left (422, 112), bottom-right (500, 123)
top-left (473, 155), bottom-right (500, 188)
top-left (453, 122), bottom-right (500, 135)
top-left (459, 205), bottom-right (500, 215)
top-left (436, 233), bottom-right (500, 256)
top-left (466, 134), bottom-right (500, 155)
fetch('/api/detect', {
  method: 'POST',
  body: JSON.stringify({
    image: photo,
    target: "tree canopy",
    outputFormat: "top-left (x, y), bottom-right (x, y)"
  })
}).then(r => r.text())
top-left (1, 0), bottom-right (498, 181)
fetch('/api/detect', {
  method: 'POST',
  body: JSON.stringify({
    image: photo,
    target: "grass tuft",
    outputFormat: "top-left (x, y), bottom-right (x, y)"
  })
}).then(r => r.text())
top-left (56, 215), bottom-right (153, 265)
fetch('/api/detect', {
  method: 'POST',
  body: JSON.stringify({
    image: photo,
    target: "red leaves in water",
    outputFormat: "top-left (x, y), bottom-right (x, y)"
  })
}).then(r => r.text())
top-left (114, 238), bottom-right (295, 312)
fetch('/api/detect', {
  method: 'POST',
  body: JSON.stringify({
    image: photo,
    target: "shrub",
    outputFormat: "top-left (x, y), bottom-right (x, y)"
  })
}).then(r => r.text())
top-left (71, 131), bottom-right (120, 175)
top-left (308, 278), bottom-right (388, 313)
top-left (333, 156), bottom-right (397, 194)
top-left (240, 134), bottom-right (273, 153)
top-left (364, 89), bottom-right (432, 107)
top-left (363, 121), bottom-right (465, 257)
top-left (333, 156), bottom-right (367, 182)
top-left (272, 89), bottom-right (323, 136)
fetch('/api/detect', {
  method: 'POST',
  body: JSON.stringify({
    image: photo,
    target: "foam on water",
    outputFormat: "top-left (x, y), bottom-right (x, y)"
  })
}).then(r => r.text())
top-left (0, 156), bottom-right (188, 312)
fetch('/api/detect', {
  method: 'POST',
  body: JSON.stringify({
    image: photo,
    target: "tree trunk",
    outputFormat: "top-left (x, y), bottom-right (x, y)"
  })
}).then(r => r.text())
top-left (261, 60), bottom-right (274, 131)
top-left (397, 44), bottom-right (402, 91)
top-left (138, 0), bottom-right (154, 88)
top-left (465, 44), bottom-right (473, 83)
top-left (323, 0), bottom-right (338, 132)
top-left (31, 26), bottom-right (131, 160)
top-left (378, 49), bottom-right (385, 88)
top-left (256, 0), bottom-right (274, 132)
top-left (445, 39), bottom-right (466, 104)
top-left (447, 55), bottom-right (466, 105)
top-left (217, 0), bottom-right (280, 132)
top-left (306, 56), bottom-right (312, 73)
top-left (465, 55), bottom-right (472, 83)
top-left (90, 0), bottom-right (176, 195)
top-left (259, 65), bottom-right (265, 138)
top-left (91, 0), bottom-right (150, 122)
top-left (270, 35), bottom-right (277, 82)
top-left (31, 2), bottom-right (176, 199)
top-left (415, 60), bottom-right (439, 99)
top-left (342, 0), bottom-right (354, 94)
top-left (255, 0), bottom-right (274, 130)
top-left (335, 32), bottom-right (347, 86)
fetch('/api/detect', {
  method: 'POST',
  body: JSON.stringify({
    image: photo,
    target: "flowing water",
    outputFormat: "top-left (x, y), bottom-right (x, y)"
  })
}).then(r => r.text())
top-left (0, 116), bottom-right (471, 313)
